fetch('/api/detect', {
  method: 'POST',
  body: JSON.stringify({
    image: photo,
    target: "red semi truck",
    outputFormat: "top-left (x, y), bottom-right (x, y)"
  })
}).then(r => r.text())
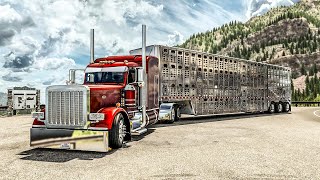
top-left (31, 26), bottom-right (291, 152)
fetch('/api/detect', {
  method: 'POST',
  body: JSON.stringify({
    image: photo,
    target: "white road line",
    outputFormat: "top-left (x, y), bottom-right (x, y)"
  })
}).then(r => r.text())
top-left (313, 110), bottom-right (320, 117)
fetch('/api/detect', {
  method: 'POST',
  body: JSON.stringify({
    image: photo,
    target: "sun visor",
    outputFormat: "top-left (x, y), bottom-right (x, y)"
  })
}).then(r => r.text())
top-left (85, 66), bottom-right (128, 73)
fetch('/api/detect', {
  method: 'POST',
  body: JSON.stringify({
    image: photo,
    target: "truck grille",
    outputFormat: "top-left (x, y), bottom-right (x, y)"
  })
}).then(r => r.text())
top-left (46, 85), bottom-right (89, 128)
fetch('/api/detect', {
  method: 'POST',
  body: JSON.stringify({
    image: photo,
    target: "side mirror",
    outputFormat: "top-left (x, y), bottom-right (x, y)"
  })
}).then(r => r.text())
top-left (136, 68), bottom-right (143, 82)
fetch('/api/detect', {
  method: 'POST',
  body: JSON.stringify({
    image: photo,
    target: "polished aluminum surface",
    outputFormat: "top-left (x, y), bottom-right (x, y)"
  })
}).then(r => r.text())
top-left (129, 45), bottom-right (291, 115)
top-left (30, 127), bottom-right (109, 152)
top-left (46, 85), bottom-right (89, 128)
top-left (158, 46), bottom-right (291, 115)
top-left (141, 24), bottom-right (147, 128)
top-left (90, 29), bottom-right (94, 64)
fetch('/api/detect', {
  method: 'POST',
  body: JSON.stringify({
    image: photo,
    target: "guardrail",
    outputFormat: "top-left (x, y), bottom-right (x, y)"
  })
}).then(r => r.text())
top-left (0, 105), bottom-right (8, 110)
top-left (291, 101), bottom-right (320, 107)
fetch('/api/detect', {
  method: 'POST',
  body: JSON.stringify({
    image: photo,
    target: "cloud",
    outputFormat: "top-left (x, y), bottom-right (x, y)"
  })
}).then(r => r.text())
top-left (3, 54), bottom-right (33, 69)
top-left (246, 0), bottom-right (300, 18)
top-left (0, 29), bottom-right (15, 46)
top-left (2, 72), bottom-right (22, 82)
top-left (33, 57), bottom-right (76, 70)
top-left (38, 29), bottom-right (70, 57)
top-left (167, 31), bottom-right (184, 46)
top-left (2, 36), bottom-right (38, 71)
top-left (42, 78), bottom-right (55, 85)
top-left (0, 4), bottom-right (35, 46)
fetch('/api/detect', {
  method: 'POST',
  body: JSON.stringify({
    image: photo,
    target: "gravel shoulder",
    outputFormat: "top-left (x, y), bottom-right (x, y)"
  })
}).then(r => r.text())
top-left (0, 107), bottom-right (319, 179)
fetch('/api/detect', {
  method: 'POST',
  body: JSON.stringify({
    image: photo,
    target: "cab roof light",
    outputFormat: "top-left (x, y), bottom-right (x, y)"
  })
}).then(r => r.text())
top-left (99, 60), bottom-right (115, 64)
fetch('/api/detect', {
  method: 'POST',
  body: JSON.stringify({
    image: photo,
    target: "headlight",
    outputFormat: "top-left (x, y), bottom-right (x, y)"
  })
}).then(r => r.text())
top-left (32, 112), bottom-right (44, 120)
top-left (89, 113), bottom-right (105, 121)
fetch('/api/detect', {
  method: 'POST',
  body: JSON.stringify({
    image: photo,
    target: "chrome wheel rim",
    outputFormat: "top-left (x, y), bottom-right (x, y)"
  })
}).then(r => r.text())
top-left (270, 104), bottom-right (274, 112)
top-left (171, 110), bottom-right (175, 121)
top-left (118, 117), bottom-right (126, 143)
top-left (278, 104), bottom-right (282, 112)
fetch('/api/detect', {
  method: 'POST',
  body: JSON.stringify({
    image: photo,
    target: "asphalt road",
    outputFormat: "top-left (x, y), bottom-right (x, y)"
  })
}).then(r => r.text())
top-left (0, 107), bottom-right (319, 179)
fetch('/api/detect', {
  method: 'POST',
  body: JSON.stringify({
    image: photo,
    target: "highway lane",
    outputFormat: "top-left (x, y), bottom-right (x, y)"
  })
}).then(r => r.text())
top-left (0, 107), bottom-right (319, 179)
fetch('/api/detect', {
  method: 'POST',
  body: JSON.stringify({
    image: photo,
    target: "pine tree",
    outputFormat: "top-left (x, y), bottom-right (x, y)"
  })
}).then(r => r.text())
top-left (295, 44), bottom-right (300, 54)
top-left (290, 44), bottom-right (294, 54)
top-left (282, 51), bottom-right (285, 56)
top-left (301, 64), bottom-right (307, 75)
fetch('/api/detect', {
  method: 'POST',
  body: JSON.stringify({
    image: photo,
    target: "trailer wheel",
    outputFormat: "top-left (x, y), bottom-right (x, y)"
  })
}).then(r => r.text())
top-left (167, 109), bottom-right (176, 124)
top-left (275, 103), bottom-right (282, 113)
top-left (283, 102), bottom-right (290, 113)
top-left (175, 107), bottom-right (180, 121)
top-left (268, 103), bottom-right (275, 113)
top-left (109, 113), bottom-right (126, 149)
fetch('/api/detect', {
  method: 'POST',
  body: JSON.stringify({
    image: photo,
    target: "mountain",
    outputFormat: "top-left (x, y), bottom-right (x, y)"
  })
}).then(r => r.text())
top-left (249, 0), bottom-right (300, 17)
top-left (180, 0), bottom-right (320, 101)
top-left (0, 92), bottom-right (7, 106)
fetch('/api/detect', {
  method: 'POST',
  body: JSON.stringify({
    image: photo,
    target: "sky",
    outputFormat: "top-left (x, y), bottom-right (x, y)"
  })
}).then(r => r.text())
top-left (0, 0), bottom-right (299, 102)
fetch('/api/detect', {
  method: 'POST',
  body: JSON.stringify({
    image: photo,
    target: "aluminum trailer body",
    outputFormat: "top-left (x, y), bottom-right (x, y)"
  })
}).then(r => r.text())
top-left (130, 45), bottom-right (291, 116)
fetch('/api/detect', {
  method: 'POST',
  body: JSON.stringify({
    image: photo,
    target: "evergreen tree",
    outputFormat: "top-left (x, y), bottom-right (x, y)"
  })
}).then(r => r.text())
top-left (301, 64), bottom-right (307, 75)
top-left (290, 44), bottom-right (294, 54)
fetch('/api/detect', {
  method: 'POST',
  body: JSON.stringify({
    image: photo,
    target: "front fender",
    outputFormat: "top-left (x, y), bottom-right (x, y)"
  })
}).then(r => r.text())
top-left (93, 107), bottom-right (128, 129)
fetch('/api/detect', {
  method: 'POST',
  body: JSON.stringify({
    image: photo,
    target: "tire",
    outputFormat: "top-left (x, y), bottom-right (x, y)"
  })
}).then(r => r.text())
top-left (268, 103), bottom-right (275, 113)
top-left (175, 107), bottom-right (180, 121)
top-left (275, 103), bottom-right (282, 113)
top-left (283, 102), bottom-right (290, 113)
top-left (167, 108), bottom-right (176, 124)
top-left (109, 113), bottom-right (126, 149)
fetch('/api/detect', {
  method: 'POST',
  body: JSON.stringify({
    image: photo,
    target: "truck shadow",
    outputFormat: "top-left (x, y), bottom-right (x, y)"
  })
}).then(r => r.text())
top-left (153, 112), bottom-right (290, 128)
top-left (17, 130), bottom-right (155, 163)
top-left (17, 148), bottom-right (114, 163)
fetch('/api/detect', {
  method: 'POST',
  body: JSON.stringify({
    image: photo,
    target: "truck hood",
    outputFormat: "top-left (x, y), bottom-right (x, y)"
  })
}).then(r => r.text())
top-left (86, 85), bottom-right (123, 112)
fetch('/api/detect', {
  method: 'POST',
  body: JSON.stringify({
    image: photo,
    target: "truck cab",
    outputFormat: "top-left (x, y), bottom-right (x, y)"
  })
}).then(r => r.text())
top-left (31, 55), bottom-right (160, 151)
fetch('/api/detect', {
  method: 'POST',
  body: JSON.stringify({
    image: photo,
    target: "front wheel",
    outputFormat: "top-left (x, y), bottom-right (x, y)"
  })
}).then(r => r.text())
top-left (109, 113), bottom-right (126, 149)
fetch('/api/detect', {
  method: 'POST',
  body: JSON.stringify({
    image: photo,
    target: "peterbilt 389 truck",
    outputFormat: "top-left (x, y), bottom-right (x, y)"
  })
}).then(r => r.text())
top-left (31, 25), bottom-right (291, 152)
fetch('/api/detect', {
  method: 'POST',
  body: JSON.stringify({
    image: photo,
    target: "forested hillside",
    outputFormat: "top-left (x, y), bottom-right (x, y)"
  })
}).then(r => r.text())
top-left (180, 0), bottom-right (320, 101)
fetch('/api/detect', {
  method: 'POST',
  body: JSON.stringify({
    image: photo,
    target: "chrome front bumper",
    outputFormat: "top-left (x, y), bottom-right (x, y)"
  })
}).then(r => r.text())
top-left (30, 127), bottom-right (109, 152)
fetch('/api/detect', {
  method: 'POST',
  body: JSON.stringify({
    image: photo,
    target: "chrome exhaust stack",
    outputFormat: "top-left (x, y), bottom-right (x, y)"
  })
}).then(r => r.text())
top-left (132, 25), bottom-right (148, 134)
top-left (90, 29), bottom-right (94, 64)
top-left (68, 69), bottom-right (85, 85)
top-left (141, 24), bottom-right (147, 129)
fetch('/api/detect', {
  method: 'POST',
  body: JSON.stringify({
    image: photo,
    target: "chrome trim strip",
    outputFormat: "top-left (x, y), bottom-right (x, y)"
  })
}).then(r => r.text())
top-left (32, 125), bottom-right (46, 128)
top-left (87, 127), bottom-right (109, 131)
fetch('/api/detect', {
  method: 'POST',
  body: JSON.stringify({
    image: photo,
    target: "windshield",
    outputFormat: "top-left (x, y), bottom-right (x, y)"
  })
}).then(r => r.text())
top-left (85, 72), bottom-right (124, 84)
